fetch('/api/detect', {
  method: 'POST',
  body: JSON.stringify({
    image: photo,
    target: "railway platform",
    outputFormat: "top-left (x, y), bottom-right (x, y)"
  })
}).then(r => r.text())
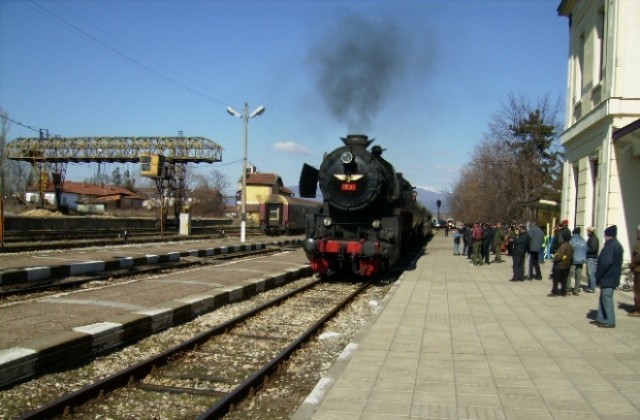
top-left (293, 233), bottom-right (640, 420)
top-left (0, 236), bottom-right (307, 388)
top-left (0, 235), bottom-right (301, 285)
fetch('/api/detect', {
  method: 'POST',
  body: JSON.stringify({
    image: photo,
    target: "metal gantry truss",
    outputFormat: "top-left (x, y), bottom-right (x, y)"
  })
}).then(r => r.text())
top-left (6, 136), bottom-right (223, 163)
top-left (6, 136), bottom-right (224, 219)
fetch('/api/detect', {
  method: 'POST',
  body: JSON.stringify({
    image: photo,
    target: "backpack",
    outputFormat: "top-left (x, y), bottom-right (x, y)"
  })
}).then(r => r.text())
top-left (472, 226), bottom-right (483, 241)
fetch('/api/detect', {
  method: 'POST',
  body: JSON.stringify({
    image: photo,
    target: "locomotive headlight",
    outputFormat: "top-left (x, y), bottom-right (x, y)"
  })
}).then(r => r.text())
top-left (372, 219), bottom-right (381, 229)
top-left (323, 217), bottom-right (333, 227)
top-left (340, 151), bottom-right (354, 164)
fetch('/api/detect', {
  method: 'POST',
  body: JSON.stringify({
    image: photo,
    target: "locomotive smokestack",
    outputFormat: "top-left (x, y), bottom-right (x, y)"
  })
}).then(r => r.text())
top-left (342, 134), bottom-right (373, 148)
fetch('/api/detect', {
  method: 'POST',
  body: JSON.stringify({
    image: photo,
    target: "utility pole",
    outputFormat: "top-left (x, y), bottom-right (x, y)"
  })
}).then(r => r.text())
top-left (38, 128), bottom-right (49, 208)
top-left (226, 103), bottom-right (265, 243)
top-left (0, 109), bottom-right (7, 249)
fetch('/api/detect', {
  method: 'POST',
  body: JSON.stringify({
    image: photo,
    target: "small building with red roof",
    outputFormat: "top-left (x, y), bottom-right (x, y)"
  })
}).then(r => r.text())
top-left (24, 181), bottom-right (146, 214)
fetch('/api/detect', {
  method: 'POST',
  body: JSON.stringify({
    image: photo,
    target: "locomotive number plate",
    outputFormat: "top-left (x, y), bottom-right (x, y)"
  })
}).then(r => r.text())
top-left (341, 183), bottom-right (357, 191)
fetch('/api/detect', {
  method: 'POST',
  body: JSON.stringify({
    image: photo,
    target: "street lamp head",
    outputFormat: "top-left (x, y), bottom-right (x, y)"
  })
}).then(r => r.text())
top-left (249, 105), bottom-right (265, 119)
top-left (226, 106), bottom-right (242, 118)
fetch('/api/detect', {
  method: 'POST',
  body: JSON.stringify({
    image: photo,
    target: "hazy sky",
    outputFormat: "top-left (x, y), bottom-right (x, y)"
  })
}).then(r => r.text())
top-left (0, 0), bottom-right (568, 195)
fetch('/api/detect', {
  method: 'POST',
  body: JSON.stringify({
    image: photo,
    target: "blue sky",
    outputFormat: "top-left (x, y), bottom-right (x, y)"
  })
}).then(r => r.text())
top-left (1, 0), bottom-right (568, 196)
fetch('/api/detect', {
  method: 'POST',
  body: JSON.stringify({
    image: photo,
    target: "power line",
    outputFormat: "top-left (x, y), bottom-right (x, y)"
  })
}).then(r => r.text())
top-left (5, 116), bottom-right (60, 138)
top-left (48, 0), bottom-right (234, 105)
top-left (23, 0), bottom-right (230, 107)
top-left (5, 116), bottom-right (41, 133)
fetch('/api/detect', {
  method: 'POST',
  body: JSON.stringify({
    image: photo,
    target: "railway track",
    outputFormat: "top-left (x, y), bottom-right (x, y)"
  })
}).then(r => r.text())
top-left (15, 279), bottom-right (369, 419)
top-left (0, 226), bottom-right (262, 253)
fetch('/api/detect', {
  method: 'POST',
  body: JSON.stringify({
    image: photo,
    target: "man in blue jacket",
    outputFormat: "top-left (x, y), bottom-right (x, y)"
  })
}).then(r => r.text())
top-left (569, 227), bottom-right (587, 295)
top-left (591, 225), bottom-right (624, 328)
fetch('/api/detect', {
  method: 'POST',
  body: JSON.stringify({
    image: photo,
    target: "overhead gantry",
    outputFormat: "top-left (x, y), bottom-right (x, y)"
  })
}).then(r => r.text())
top-left (6, 136), bottom-right (224, 221)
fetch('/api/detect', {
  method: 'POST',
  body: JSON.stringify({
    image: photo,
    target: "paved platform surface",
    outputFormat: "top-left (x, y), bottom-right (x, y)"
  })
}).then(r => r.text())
top-left (294, 234), bottom-right (640, 420)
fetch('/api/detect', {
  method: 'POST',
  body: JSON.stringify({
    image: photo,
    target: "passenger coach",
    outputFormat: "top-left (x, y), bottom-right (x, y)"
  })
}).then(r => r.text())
top-left (259, 194), bottom-right (318, 235)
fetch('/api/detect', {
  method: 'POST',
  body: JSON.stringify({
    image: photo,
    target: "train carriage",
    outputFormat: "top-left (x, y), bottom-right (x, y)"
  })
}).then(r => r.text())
top-left (259, 194), bottom-right (318, 236)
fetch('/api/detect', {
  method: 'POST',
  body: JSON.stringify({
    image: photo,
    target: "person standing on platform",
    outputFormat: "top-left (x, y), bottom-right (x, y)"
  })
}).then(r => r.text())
top-left (493, 222), bottom-right (505, 263)
top-left (550, 229), bottom-right (573, 296)
top-left (471, 222), bottom-right (484, 266)
top-left (506, 225), bottom-right (517, 256)
top-left (464, 224), bottom-right (473, 259)
top-left (460, 224), bottom-right (469, 256)
top-left (482, 223), bottom-right (494, 265)
top-left (592, 225), bottom-right (624, 328)
top-left (569, 227), bottom-right (587, 295)
top-left (452, 228), bottom-right (462, 255)
top-left (510, 225), bottom-right (529, 281)
top-left (627, 224), bottom-right (640, 317)
top-left (585, 226), bottom-right (599, 293)
top-left (527, 222), bottom-right (545, 280)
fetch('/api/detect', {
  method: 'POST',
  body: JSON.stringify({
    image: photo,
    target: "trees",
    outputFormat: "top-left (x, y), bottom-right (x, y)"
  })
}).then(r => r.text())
top-left (111, 166), bottom-right (136, 192)
top-left (0, 108), bottom-right (8, 199)
top-left (0, 109), bottom-right (34, 200)
top-left (187, 169), bottom-right (230, 217)
top-left (449, 93), bottom-right (563, 224)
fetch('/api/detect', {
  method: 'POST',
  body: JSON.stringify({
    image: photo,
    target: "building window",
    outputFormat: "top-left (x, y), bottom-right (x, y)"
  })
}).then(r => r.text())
top-left (590, 157), bottom-right (598, 226)
top-left (596, 7), bottom-right (606, 82)
top-left (577, 32), bottom-right (585, 99)
top-left (573, 163), bottom-right (579, 227)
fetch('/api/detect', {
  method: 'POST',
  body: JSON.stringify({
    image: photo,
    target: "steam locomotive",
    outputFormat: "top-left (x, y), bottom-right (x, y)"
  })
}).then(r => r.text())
top-left (298, 134), bottom-right (431, 277)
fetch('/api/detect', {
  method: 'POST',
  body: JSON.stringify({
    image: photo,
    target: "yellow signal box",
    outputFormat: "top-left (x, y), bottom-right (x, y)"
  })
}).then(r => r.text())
top-left (140, 154), bottom-right (165, 178)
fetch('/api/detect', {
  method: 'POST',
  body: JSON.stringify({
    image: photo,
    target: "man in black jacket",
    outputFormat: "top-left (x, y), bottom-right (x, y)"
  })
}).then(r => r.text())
top-left (592, 225), bottom-right (624, 328)
top-left (511, 225), bottom-right (530, 281)
top-left (482, 224), bottom-right (495, 265)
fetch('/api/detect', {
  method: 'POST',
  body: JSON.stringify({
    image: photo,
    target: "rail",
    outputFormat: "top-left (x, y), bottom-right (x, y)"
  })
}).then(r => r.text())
top-left (15, 280), bottom-right (369, 419)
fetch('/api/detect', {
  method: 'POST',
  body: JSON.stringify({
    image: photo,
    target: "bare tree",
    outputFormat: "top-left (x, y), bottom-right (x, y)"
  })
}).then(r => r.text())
top-left (188, 169), bottom-right (230, 217)
top-left (0, 108), bottom-right (8, 198)
top-left (450, 93), bottom-right (563, 224)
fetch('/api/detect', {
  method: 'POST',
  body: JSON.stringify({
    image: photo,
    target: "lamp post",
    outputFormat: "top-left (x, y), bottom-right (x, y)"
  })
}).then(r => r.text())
top-left (226, 102), bottom-right (265, 243)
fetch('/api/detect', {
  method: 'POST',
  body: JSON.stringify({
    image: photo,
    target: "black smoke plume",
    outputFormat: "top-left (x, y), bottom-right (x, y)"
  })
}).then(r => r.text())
top-left (309, 13), bottom-right (408, 131)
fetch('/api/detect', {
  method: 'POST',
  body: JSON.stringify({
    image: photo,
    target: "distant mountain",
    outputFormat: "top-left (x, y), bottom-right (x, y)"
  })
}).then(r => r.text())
top-left (414, 186), bottom-right (449, 215)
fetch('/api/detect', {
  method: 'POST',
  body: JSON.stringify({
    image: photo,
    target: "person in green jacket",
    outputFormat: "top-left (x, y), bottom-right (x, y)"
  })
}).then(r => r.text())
top-left (492, 222), bottom-right (505, 263)
top-left (550, 229), bottom-right (573, 296)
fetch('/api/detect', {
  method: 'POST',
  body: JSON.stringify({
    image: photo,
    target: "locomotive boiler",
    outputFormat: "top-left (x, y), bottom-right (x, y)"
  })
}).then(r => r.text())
top-left (298, 134), bottom-right (431, 277)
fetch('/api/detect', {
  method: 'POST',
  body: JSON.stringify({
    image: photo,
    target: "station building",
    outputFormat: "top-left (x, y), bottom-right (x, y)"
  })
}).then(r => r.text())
top-left (557, 0), bottom-right (640, 263)
top-left (237, 168), bottom-right (294, 224)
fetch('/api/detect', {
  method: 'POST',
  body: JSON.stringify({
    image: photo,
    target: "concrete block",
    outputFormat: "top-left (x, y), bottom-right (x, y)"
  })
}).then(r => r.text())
top-left (0, 347), bottom-right (38, 387)
top-left (73, 322), bottom-right (124, 353)
top-left (25, 267), bottom-right (51, 283)
top-left (108, 313), bottom-right (153, 344)
top-left (24, 331), bottom-right (93, 372)
top-left (134, 307), bottom-right (174, 332)
top-left (69, 261), bottom-right (106, 276)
